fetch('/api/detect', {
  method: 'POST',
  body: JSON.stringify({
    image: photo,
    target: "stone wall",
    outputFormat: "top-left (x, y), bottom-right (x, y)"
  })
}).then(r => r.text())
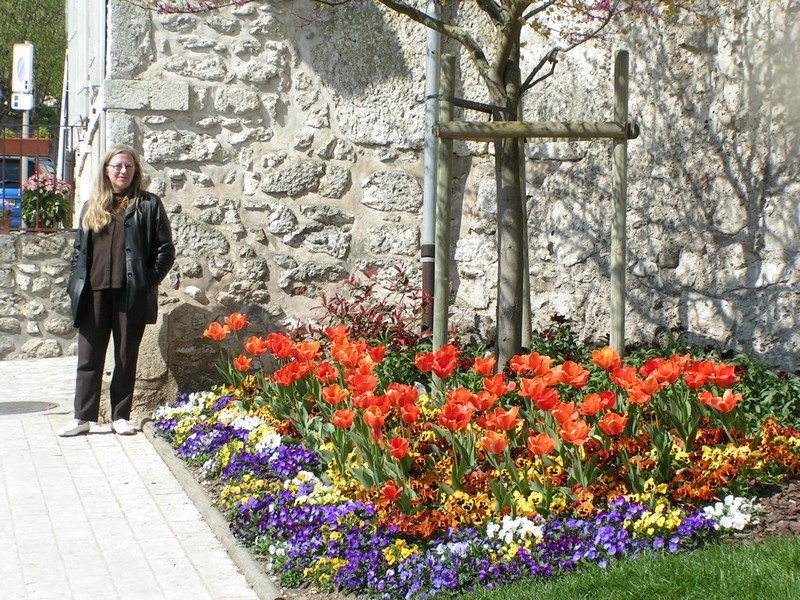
top-left (0, 232), bottom-right (77, 359)
top-left (4, 1), bottom-right (798, 415)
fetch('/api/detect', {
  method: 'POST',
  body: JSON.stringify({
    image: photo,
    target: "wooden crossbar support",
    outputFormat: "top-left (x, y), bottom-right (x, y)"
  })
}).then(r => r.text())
top-left (431, 50), bottom-right (634, 358)
top-left (434, 120), bottom-right (639, 141)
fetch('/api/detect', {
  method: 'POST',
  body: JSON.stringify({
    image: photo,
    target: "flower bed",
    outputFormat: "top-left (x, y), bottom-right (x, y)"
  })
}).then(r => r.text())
top-left (153, 303), bottom-right (800, 598)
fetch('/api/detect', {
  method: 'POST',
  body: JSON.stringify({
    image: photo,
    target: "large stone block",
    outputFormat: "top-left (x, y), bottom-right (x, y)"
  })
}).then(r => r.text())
top-left (105, 79), bottom-right (190, 111)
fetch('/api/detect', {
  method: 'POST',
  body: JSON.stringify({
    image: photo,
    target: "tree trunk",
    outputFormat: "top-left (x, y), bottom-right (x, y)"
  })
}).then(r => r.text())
top-left (493, 52), bottom-right (524, 370)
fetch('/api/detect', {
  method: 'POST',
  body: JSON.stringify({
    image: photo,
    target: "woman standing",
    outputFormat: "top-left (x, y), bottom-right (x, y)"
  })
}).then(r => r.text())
top-left (59, 145), bottom-right (175, 437)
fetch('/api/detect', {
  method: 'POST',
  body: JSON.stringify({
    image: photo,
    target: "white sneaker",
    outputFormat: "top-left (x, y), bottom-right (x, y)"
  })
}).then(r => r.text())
top-left (111, 419), bottom-right (135, 436)
top-left (58, 419), bottom-right (90, 437)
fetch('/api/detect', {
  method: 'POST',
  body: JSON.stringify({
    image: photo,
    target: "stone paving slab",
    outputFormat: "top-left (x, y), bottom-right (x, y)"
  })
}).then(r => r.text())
top-left (0, 357), bottom-right (279, 600)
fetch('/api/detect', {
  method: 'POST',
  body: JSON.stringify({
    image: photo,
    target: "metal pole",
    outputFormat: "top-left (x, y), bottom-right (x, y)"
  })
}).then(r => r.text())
top-left (421, 1), bottom-right (441, 331)
top-left (518, 101), bottom-right (531, 350)
top-left (610, 50), bottom-right (629, 356)
top-left (433, 54), bottom-right (455, 352)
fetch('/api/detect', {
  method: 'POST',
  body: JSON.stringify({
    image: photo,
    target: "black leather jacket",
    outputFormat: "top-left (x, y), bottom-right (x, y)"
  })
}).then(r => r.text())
top-left (67, 192), bottom-right (176, 326)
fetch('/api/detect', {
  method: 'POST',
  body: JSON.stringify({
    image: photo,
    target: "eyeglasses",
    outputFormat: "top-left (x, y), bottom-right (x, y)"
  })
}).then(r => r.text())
top-left (107, 163), bottom-right (135, 172)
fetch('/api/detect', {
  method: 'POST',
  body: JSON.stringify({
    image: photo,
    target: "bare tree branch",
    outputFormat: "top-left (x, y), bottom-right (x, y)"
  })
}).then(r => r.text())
top-left (474, 0), bottom-right (504, 22)
top-left (521, 0), bottom-right (557, 21)
top-left (372, 0), bottom-right (500, 96)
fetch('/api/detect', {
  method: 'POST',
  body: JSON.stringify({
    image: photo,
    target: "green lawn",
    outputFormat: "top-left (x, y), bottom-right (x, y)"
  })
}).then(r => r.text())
top-left (470, 536), bottom-right (800, 600)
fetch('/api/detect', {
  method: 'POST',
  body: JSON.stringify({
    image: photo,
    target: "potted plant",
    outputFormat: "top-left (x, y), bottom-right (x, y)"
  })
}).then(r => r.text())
top-left (21, 173), bottom-right (71, 230)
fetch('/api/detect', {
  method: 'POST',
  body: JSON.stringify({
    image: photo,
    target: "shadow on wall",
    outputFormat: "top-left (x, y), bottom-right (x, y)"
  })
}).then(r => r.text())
top-left (132, 297), bottom-right (288, 421)
top-left (515, 3), bottom-right (798, 371)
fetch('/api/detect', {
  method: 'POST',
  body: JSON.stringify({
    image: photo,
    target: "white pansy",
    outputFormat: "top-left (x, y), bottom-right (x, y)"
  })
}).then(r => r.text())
top-left (485, 515), bottom-right (544, 545)
top-left (254, 432), bottom-right (282, 452)
top-left (702, 495), bottom-right (761, 531)
top-left (230, 415), bottom-right (263, 431)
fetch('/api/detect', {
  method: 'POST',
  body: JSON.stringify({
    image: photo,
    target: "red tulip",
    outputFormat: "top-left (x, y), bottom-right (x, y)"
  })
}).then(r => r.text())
top-left (381, 480), bottom-right (403, 501)
top-left (387, 436), bottom-right (409, 459)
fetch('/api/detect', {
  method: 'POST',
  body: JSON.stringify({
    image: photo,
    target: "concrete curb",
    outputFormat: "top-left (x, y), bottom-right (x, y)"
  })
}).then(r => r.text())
top-left (141, 419), bottom-right (284, 600)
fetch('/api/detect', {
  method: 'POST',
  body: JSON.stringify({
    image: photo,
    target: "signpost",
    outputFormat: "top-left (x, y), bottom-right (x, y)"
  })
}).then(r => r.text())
top-left (10, 42), bottom-right (35, 224)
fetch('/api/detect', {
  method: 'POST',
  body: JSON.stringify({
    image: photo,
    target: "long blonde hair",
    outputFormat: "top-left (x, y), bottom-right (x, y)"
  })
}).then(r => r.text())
top-left (82, 144), bottom-right (145, 233)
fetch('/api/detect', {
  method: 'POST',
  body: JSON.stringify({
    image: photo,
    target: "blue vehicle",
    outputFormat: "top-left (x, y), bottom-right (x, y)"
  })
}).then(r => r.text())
top-left (1, 156), bottom-right (56, 228)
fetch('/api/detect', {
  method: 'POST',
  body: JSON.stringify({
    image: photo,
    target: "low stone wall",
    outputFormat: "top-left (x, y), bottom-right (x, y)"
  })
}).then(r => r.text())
top-left (0, 231), bottom-right (77, 359)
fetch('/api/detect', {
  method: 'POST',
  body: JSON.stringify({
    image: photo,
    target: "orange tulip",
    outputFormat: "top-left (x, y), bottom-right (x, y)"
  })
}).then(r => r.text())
top-left (384, 383), bottom-right (417, 407)
top-left (331, 340), bottom-right (363, 368)
top-left (639, 375), bottom-right (662, 396)
top-left (243, 335), bottom-right (269, 356)
top-left (579, 393), bottom-right (603, 417)
top-left (508, 354), bottom-right (530, 375)
top-left (471, 355), bottom-right (496, 376)
top-left (265, 333), bottom-right (294, 359)
top-left (611, 366), bottom-right (640, 392)
top-left (527, 432), bottom-right (556, 456)
top-left (224, 312), bottom-right (248, 331)
top-left (399, 403), bottom-right (420, 425)
top-left (592, 346), bottom-right (621, 371)
top-left (413, 352), bottom-right (434, 373)
top-left (363, 406), bottom-right (387, 431)
top-left (414, 344), bottom-right (458, 379)
top-left (321, 383), bottom-right (349, 406)
top-left (232, 354), bottom-right (251, 372)
top-left (626, 387), bottom-right (651, 406)
top-left (509, 353), bottom-right (553, 377)
top-left (351, 391), bottom-right (375, 410)
top-left (292, 341), bottom-right (321, 363)
top-left (712, 364), bottom-right (739, 388)
top-left (437, 402), bottom-right (474, 431)
top-left (203, 322), bottom-right (230, 341)
top-left (533, 388), bottom-right (559, 412)
top-left (314, 362), bottom-right (339, 383)
top-left (683, 360), bottom-right (715, 390)
top-left (469, 390), bottom-right (498, 413)
top-left (638, 357), bottom-right (664, 378)
top-left (478, 430), bottom-right (509, 454)
top-left (485, 406), bottom-right (522, 432)
top-left (598, 390), bottom-right (617, 410)
top-left (517, 376), bottom-right (547, 399)
top-left (345, 364), bottom-right (377, 394)
top-left (446, 387), bottom-right (475, 407)
top-left (331, 409), bottom-right (354, 429)
top-left (697, 390), bottom-right (714, 406)
top-left (483, 373), bottom-right (516, 396)
top-left (651, 360), bottom-right (683, 385)
top-left (549, 401), bottom-right (578, 425)
top-left (669, 353), bottom-right (693, 372)
top-left (559, 419), bottom-right (591, 446)
top-left (386, 436), bottom-right (409, 459)
top-left (598, 412), bottom-right (628, 436)
top-left (381, 480), bottom-right (403, 501)
top-left (708, 389), bottom-right (741, 413)
top-left (324, 324), bottom-right (348, 342)
top-left (271, 360), bottom-right (311, 386)
top-left (552, 361), bottom-right (590, 388)
top-left (367, 344), bottom-right (386, 364)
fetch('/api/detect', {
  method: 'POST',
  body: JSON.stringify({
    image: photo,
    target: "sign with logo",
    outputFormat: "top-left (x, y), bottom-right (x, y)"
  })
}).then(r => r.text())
top-left (11, 93), bottom-right (35, 111)
top-left (11, 43), bottom-right (34, 94)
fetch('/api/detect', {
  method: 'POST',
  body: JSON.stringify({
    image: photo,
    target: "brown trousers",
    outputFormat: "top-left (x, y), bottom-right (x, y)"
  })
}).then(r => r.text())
top-left (74, 289), bottom-right (145, 422)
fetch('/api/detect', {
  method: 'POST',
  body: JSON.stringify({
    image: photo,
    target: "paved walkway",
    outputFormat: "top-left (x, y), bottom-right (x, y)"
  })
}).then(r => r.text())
top-left (0, 356), bottom-right (281, 600)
